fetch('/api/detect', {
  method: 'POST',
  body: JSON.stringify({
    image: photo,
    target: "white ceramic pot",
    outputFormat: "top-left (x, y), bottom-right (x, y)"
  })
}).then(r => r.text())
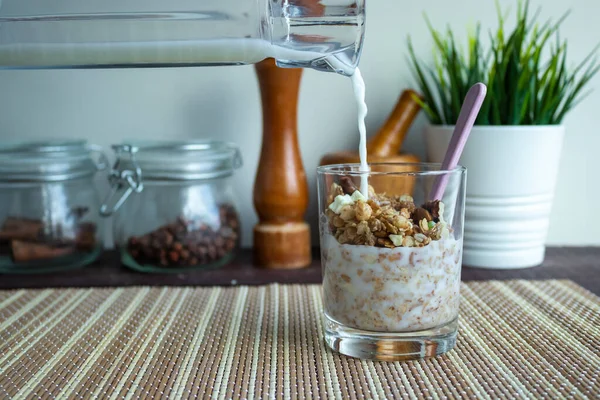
top-left (424, 125), bottom-right (565, 269)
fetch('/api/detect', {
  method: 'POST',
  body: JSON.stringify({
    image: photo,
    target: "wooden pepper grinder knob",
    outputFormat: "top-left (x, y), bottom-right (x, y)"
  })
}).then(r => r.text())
top-left (253, 58), bottom-right (311, 269)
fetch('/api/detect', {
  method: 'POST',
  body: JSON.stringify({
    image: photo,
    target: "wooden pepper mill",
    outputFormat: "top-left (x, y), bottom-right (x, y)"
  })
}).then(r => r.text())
top-left (253, 58), bottom-right (311, 269)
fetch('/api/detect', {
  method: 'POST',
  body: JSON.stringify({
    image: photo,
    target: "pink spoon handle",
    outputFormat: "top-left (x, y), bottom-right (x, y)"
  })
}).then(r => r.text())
top-left (429, 83), bottom-right (487, 201)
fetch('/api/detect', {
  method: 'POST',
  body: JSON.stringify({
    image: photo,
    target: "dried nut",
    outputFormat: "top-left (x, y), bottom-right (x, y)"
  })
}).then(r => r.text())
top-left (355, 201), bottom-right (372, 221)
top-left (412, 207), bottom-right (432, 223)
top-left (339, 176), bottom-right (358, 195)
top-left (393, 215), bottom-right (412, 231)
top-left (419, 218), bottom-right (430, 232)
top-left (399, 195), bottom-right (414, 202)
top-left (389, 234), bottom-right (403, 246)
top-left (399, 207), bottom-right (411, 219)
top-left (339, 205), bottom-right (356, 221)
top-left (383, 239), bottom-right (395, 248)
top-left (414, 233), bottom-right (428, 243)
top-left (422, 200), bottom-right (441, 220)
top-left (333, 216), bottom-right (346, 228)
top-left (429, 224), bottom-right (441, 240)
top-left (376, 237), bottom-right (395, 248)
top-left (402, 236), bottom-right (416, 247)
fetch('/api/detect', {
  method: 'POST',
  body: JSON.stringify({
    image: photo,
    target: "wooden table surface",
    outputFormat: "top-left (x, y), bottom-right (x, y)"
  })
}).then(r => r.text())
top-left (1, 247), bottom-right (599, 295)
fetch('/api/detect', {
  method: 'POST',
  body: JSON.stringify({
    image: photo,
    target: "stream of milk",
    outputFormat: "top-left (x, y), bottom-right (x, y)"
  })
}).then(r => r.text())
top-left (350, 69), bottom-right (369, 197)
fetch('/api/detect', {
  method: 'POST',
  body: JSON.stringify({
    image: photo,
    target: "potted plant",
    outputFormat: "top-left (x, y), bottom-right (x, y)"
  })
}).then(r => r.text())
top-left (408, 0), bottom-right (599, 269)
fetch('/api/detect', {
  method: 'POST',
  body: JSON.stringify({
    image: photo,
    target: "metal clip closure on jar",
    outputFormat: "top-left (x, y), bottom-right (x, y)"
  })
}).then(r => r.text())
top-left (100, 140), bottom-right (243, 216)
top-left (100, 144), bottom-right (144, 217)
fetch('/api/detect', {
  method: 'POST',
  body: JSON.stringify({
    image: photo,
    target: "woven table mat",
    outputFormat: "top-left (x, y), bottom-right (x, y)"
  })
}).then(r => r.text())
top-left (0, 280), bottom-right (598, 399)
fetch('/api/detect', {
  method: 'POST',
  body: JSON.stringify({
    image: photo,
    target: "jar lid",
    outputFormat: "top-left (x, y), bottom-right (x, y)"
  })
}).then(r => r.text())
top-left (112, 140), bottom-right (243, 181)
top-left (100, 140), bottom-right (242, 216)
top-left (0, 140), bottom-right (107, 182)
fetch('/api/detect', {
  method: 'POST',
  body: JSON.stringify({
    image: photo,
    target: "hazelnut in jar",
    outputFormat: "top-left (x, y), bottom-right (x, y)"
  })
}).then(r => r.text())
top-left (101, 140), bottom-right (242, 273)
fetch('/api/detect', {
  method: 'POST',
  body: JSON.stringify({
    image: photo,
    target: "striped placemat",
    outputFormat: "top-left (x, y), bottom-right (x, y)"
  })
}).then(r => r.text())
top-left (0, 280), bottom-right (598, 399)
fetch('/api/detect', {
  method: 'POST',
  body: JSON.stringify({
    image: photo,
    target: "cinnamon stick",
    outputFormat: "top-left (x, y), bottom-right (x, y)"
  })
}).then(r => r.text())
top-left (10, 240), bottom-right (75, 263)
top-left (1, 216), bottom-right (97, 263)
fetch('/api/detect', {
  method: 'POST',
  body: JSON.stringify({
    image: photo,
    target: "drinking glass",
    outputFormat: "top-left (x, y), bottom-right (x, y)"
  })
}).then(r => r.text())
top-left (317, 163), bottom-right (466, 361)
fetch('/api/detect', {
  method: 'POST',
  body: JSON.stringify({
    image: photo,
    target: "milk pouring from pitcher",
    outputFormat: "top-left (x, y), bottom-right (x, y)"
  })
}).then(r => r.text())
top-left (0, 0), bottom-right (365, 75)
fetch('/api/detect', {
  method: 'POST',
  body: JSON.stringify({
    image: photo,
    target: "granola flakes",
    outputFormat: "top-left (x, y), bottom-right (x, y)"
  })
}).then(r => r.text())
top-left (325, 182), bottom-right (450, 247)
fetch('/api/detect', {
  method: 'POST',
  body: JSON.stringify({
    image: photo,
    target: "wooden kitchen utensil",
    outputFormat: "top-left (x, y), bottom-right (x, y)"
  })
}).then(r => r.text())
top-left (319, 89), bottom-right (423, 196)
top-left (367, 89), bottom-right (423, 157)
top-left (253, 58), bottom-right (311, 269)
top-left (319, 89), bottom-right (422, 166)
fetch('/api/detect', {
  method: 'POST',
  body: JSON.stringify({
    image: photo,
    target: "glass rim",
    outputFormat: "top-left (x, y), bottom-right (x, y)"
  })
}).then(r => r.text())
top-left (316, 162), bottom-right (466, 176)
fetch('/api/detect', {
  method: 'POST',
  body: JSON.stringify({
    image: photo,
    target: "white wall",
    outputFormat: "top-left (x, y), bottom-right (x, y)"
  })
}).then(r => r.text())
top-left (0, 0), bottom-right (598, 247)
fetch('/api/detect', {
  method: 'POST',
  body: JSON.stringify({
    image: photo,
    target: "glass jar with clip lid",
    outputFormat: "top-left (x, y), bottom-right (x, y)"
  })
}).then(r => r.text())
top-left (0, 140), bottom-right (107, 273)
top-left (101, 140), bottom-right (243, 272)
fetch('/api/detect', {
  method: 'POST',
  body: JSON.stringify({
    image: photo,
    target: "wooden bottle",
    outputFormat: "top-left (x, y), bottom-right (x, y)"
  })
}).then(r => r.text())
top-left (253, 58), bottom-right (311, 269)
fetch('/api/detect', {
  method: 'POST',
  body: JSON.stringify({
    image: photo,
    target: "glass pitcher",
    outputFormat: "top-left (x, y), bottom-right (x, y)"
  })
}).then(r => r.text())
top-left (0, 0), bottom-right (365, 75)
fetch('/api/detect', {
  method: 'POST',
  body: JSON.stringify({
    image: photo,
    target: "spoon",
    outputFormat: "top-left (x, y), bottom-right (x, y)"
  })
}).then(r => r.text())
top-left (429, 82), bottom-right (487, 201)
